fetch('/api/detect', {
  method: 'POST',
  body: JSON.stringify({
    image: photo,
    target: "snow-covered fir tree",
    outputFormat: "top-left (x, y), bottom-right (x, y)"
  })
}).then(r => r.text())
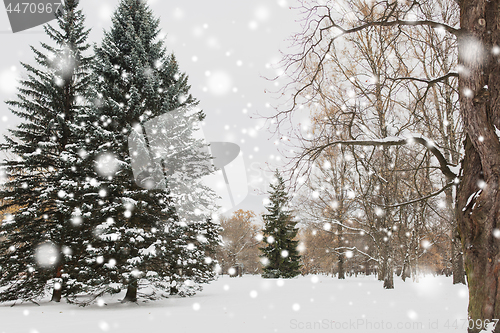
top-left (71, 0), bottom-right (220, 303)
top-left (260, 171), bottom-right (301, 278)
top-left (0, 0), bottom-right (93, 303)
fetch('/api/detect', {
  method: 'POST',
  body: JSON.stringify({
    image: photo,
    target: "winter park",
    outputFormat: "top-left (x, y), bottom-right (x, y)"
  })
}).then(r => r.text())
top-left (0, 0), bottom-right (499, 332)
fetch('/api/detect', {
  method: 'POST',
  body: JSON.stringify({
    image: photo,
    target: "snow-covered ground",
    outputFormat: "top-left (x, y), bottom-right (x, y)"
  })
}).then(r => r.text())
top-left (0, 274), bottom-right (468, 333)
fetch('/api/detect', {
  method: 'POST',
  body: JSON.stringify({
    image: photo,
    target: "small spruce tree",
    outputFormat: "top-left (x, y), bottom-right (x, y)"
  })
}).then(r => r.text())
top-left (260, 171), bottom-right (301, 278)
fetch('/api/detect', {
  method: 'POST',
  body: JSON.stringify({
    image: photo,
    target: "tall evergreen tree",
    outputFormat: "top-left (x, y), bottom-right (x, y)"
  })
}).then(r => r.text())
top-left (260, 171), bottom-right (301, 278)
top-left (0, 0), bottom-right (93, 303)
top-left (70, 0), bottom-right (219, 303)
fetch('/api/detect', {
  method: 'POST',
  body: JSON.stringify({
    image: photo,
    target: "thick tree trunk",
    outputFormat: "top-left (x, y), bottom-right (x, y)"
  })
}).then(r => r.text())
top-left (122, 279), bottom-right (138, 303)
top-left (458, 2), bottom-right (500, 331)
top-left (458, 138), bottom-right (500, 333)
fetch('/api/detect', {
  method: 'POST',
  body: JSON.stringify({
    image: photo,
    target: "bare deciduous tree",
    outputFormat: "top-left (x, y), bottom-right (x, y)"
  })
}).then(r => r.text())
top-left (216, 210), bottom-right (262, 276)
top-left (270, 0), bottom-right (500, 330)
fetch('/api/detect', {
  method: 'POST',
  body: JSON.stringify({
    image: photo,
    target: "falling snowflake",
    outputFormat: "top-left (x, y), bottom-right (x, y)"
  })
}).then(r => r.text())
top-left (95, 153), bottom-right (120, 177)
top-left (207, 71), bottom-right (232, 95)
top-left (460, 37), bottom-right (485, 66)
top-left (493, 229), bottom-right (500, 239)
top-left (255, 5), bottom-right (270, 21)
top-left (0, 67), bottom-right (19, 94)
top-left (421, 240), bottom-right (432, 249)
top-left (35, 242), bottom-right (59, 267)
top-left (407, 310), bottom-right (418, 321)
top-left (98, 321), bottom-right (110, 332)
top-left (260, 257), bottom-right (270, 266)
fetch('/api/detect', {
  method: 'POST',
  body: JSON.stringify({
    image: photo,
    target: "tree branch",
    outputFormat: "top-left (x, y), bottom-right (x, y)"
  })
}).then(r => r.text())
top-left (333, 20), bottom-right (460, 38)
top-left (335, 246), bottom-right (380, 263)
top-left (387, 71), bottom-right (459, 85)
top-left (369, 181), bottom-right (454, 209)
top-left (302, 134), bottom-right (457, 181)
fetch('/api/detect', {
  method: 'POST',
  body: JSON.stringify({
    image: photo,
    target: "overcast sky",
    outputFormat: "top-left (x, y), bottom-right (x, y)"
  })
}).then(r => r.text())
top-left (0, 0), bottom-right (304, 216)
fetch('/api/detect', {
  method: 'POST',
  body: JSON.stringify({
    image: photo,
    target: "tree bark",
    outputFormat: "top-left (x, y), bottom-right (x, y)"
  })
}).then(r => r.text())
top-left (401, 257), bottom-right (411, 282)
top-left (50, 265), bottom-right (62, 303)
top-left (378, 255), bottom-right (385, 281)
top-left (169, 285), bottom-right (178, 296)
top-left (364, 258), bottom-right (371, 276)
top-left (452, 226), bottom-right (466, 285)
top-left (122, 279), bottom-right (138, 303)
top-left (383, 255), bottom-right (394, 289)
top-left (51, 286), bottom-right (62, 303)
top-left (458, 1), bottom-right (500, 331)
top-left (338, 252), bottom-right (345, 279)
top-left (337, 222), bottom-right (345, 279)
top-left (380, 243), bottom-right (394, 288)
top-left (446, 174), bottom-right (466, 284)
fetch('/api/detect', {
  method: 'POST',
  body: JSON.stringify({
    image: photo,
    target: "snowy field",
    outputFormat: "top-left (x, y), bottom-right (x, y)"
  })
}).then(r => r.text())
top-left (0, 275), bottom-right (468, 333)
